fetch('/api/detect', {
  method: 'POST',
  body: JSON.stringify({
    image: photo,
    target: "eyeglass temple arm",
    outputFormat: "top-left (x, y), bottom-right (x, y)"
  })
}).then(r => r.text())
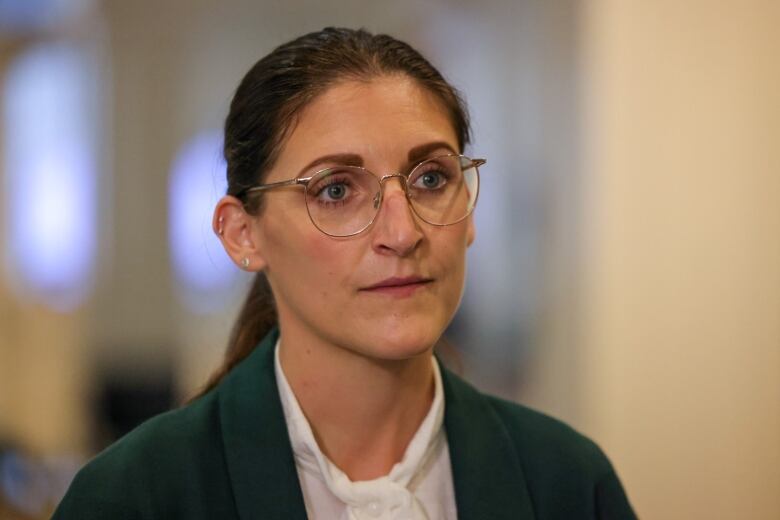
top-left (243, 177), bottom-right (310, 195)
top-left (471, 158), bottom-right (486, 167)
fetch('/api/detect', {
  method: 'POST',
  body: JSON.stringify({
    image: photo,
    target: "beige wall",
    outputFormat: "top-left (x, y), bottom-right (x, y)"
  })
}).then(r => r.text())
top-left (0, 302), bottom-right (88, 453)
top-left (579, 1), bottom-right (780, 518)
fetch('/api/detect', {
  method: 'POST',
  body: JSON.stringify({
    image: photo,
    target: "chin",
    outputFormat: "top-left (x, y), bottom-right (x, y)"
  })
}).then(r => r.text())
top-left (358, 323), bottom-right (442, 361)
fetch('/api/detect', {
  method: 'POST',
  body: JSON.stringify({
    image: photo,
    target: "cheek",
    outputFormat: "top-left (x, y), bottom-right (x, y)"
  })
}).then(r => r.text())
top-left (259, 200), bottom-right (315, 263)
top-left (302, 233), bottom-right (346, 296)
top-left (436, 224), bottom-right (470, 268)
top-left (264, 217), bottom-right (348, 297)
top-left (437, 227), bottom-right (471, 301)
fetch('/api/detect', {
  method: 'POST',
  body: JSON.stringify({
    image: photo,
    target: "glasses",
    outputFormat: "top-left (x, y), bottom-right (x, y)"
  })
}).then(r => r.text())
top-left (240, 154), bottom-right (484, 237)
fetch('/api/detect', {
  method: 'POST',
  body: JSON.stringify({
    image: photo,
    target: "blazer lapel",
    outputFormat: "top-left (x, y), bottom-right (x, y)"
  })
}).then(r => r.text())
top-left (441, 365), bottom-right (536, 519)
top-left (218, 329), bottom-right (308, 520)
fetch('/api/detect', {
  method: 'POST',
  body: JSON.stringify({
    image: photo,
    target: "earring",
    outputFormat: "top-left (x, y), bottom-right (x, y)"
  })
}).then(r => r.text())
top-left (217, 217), bottom-right (224, 236)
top-left (241, 257), bottom-right (250, 269)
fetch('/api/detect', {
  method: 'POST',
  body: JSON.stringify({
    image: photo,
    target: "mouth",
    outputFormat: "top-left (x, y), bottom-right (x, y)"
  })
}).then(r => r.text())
top-left (360, 276), bottom-right (434, 297)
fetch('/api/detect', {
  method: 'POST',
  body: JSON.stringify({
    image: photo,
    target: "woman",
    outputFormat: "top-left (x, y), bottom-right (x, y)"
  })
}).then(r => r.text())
top-left (54, 28), bottom-right (636, 519)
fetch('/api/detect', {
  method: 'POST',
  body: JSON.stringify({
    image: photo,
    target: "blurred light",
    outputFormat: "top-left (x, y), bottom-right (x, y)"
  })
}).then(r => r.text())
top-left (0, 0), bottom-right (93, 33)
top-left (0, 447), bottom-right (81, 516)
top-left (3, 43), bottom-right (98, 311)
top-left (0, 450), bottom-right (48, 517)
top-left (169, 129), bottom-right (238, 313)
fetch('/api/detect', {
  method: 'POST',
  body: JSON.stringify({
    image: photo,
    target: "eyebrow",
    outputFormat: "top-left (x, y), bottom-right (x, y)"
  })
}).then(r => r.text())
top-left (298, 154), bottom-right (363, 177)
top-left (297, 141), bottom-right (458, 177)
top-left (407, 141), bottom-right (458, 162)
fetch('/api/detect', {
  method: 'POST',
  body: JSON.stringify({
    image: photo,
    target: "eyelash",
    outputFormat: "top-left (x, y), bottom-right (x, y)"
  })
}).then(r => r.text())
top-left (411, 164), bottom-right (451, 184)
top-left (312, 177), bottom-right (353, 206)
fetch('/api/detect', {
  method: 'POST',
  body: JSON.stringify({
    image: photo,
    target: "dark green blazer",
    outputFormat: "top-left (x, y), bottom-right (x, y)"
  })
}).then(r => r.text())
top-left (54, 329), bottom-right (636, 519)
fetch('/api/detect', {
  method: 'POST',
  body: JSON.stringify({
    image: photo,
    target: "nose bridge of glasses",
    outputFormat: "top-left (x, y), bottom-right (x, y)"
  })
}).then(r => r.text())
top-left (374, 173), bottom-right (416, 212)
top-left (379, 172), bottom-right (407, 185)
top-left (379, 173), bottom-right (409, 196)
top-left (374, 173), bottom-right (408, 208)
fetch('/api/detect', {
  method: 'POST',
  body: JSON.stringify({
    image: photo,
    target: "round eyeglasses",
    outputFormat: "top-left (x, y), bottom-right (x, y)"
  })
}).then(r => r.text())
top-left (240, 154), bottom-right (484, 237)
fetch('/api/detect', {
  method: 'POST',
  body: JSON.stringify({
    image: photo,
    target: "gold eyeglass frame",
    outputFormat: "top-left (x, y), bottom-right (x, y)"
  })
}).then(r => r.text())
top-left (239, 153), bottom-right (485, 237)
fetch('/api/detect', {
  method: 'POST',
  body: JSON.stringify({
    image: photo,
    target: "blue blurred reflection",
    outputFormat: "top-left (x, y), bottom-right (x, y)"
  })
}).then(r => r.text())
top-left (168, 129), bottom-right (237, 313)
top-left (0, 0), bottom-right (91, 33)
top-left (2, 43), bottom-right (97, 311)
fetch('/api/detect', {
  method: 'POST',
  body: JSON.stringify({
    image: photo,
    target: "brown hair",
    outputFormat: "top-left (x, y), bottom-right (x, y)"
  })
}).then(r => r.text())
top-left (193, 27), bottom-right (471, 399)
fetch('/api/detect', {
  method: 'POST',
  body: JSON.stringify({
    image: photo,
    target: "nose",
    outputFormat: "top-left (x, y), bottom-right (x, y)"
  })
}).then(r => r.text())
top-left (371, 175), bottom-right (423, 256)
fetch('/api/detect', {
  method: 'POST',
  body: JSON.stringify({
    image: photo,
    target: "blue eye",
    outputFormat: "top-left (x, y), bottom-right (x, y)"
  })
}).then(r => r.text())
top-left (310, 173), bottom-right (357, 207)
top-left (412, 169), bottom-right (447, 190)
top-left (324, 183), bottom-right (347, 200)
top-left (422, 172), bottom-right (443, 188)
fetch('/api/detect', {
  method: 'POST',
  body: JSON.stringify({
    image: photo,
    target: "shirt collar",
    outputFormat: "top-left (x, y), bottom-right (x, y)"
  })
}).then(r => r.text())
top-left (274, 337), bottom-right (445, 515)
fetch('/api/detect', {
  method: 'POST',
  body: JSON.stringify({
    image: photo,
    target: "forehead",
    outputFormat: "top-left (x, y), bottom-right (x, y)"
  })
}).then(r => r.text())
top-left (270, 76), bottom-right (459, 177)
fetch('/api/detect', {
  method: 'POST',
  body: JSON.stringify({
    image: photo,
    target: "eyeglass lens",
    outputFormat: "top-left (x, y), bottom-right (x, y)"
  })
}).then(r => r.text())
top-left (304, 155), bottom-right (479, 237)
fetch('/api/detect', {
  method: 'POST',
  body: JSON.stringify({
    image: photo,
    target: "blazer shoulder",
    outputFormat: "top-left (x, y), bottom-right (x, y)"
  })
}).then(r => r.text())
top-left (485, 394), bottom-right (613, 479)
top-left (54, 391), bottom-right (224, 519)
top-left (442, 367), bottom-right (637, 518)
top-left (89, 389), bottom-right (221, 473)
top-left (484, 394), bottom-right (637, 518)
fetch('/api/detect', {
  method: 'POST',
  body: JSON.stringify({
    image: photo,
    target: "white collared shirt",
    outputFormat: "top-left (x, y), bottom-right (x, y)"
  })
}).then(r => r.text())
top-left (274, 340), bottom-right (458, 520)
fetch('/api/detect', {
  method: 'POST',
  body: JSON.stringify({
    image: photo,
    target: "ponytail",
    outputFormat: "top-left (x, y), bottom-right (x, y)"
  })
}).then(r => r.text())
top-left (189, 273), bottom-right (276, 401)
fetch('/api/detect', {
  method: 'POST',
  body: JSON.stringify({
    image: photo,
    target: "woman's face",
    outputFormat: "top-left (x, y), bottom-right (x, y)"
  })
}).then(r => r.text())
top-left (249, 76), bottom-right (474, 360)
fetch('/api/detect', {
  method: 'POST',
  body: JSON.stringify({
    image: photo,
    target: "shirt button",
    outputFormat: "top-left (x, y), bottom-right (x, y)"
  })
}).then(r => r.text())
top-left (366, 500), bottom-right (383, 517)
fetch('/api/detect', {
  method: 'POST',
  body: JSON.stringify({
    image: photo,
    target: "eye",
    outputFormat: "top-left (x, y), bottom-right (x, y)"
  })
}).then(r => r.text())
top-left (310, 172), bottom-right (354, 203)
top-left (322, 182), bottom-right (347, 201)
top-left (309, 169), bottom-right (361, 207)
top-left (411, 169), bottom-right (448, 190)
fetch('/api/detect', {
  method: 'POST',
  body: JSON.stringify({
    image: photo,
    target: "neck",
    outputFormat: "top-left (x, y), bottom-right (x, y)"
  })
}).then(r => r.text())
top-left (278, 327), bottom-right (435, 481)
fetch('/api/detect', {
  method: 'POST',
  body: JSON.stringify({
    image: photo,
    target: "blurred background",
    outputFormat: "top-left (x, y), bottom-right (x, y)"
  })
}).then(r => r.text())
top-left (0, 0), bottom-right (778, 518)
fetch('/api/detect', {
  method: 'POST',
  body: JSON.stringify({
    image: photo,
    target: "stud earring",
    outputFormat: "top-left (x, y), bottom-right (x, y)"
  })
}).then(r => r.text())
top-left (217, 217), bottom-right (224, 236)
top-left (241, 257), bottom-right (250, 269)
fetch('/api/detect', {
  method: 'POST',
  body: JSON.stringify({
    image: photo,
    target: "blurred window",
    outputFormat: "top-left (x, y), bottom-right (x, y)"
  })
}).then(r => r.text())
top-left (168, 129), bottom-right (237, 313)
top-left (2, 42), bottom-right (99, 311)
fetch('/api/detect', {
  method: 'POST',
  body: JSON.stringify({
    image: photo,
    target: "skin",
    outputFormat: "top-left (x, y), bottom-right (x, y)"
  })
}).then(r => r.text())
top-left (214, 75), bottom-right (475, 480)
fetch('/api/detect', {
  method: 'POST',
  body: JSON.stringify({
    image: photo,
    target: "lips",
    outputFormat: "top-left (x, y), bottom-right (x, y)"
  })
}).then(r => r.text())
top-left (362, 276), bottom-right (433, 290)
top-left (361, 276), bottom-right (433, 296)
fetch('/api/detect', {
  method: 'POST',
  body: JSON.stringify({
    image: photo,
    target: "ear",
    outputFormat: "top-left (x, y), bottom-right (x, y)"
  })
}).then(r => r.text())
top-left (212, 195), bottom-right (268, 272)
top-left (466, 214), bottom-right (476, 247)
